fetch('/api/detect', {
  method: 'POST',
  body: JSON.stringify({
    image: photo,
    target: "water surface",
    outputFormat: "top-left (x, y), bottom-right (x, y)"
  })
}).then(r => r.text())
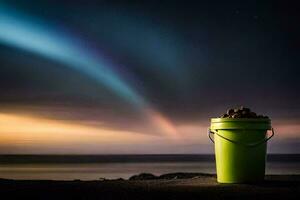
top-left (0, 155), bottom-right (299, 180)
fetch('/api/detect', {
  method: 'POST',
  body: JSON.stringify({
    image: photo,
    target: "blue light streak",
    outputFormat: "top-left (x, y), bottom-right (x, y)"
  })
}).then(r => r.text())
top-left (0, 6), bottom-right (145, 108)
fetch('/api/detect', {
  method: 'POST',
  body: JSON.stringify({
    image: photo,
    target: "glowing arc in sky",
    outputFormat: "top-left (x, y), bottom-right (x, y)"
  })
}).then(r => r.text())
top-left (0, 6), bottom-right (178, 137)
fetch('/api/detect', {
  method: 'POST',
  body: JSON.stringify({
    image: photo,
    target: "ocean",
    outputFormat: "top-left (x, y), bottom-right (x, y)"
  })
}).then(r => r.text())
top-left (0, 155), bottom-right (299, 180)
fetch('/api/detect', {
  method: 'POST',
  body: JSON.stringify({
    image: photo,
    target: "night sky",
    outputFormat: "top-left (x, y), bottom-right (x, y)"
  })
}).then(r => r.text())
top-left (0, 0), bottom-right (299, 154)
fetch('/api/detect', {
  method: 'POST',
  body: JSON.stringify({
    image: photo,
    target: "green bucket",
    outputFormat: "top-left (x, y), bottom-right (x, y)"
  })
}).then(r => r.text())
top-left (208, 118), bottom-right (274, 183)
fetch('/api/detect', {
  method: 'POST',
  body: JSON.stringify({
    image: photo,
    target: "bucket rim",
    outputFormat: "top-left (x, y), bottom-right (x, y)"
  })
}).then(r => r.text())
top-left (210, 118), bottom-right (271, 130)
top-left (211, 118), bottom-right (270, 123)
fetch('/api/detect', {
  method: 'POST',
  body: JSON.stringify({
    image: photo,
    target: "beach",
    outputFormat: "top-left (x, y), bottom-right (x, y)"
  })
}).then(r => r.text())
top-left (0, 173), bottom-right (299, 200)
top-left (0, 155), bottom-right (299, 199)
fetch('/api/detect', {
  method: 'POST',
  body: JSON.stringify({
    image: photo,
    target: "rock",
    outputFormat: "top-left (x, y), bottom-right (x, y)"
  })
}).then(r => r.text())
top-left (227, 109), bottom-right (234, 115)
top-left (232, 114), bottom-right (239, 118)
top-left (242, 111), bottom-right (248, 115)
top-left (129, 173), bottom-right (157, 180)
top-left (217, 106), bottom-right (268, 119)
top-left (220, 114), bottom-right (228, 118)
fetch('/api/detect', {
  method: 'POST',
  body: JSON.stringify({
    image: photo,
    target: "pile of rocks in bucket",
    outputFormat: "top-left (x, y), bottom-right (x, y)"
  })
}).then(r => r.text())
top-left (219, 106), bottom-right (269, 119)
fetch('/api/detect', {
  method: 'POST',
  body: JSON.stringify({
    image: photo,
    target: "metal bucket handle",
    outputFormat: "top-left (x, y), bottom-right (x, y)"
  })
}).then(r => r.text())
top-left (208, 128), bottom-right (274, 148)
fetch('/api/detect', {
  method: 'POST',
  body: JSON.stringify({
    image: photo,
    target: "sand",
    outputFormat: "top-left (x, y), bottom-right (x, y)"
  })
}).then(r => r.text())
top-left (0, 173), bottom-right (299, 199)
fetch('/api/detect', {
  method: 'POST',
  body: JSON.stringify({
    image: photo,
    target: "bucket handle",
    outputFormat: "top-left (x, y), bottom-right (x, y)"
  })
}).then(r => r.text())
top-left (208, 128), bottom-right (274, 147)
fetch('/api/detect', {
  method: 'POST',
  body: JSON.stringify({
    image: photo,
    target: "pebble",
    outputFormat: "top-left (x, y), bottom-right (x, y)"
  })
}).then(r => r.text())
top-left (219, 106), bottom-right (269, 119)
top-left (227, 109), bottom-right (234, 115)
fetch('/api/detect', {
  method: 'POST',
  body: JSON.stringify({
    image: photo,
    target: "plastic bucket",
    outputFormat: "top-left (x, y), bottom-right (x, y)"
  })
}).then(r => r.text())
top-left (208, 118), bottom-right (274, 183)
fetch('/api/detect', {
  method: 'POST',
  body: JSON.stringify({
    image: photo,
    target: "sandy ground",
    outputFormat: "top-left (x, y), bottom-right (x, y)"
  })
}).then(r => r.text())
top-left (0, 174), bottom-right (299, 200)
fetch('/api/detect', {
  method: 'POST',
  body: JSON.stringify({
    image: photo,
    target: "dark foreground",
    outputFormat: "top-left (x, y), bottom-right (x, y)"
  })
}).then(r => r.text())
top-left (0, 173), bottom-right (299, 200)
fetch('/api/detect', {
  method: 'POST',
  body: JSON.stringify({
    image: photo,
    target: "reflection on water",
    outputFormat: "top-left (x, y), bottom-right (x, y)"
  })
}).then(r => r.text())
top-left (0, 161), bottom-right (299, 180)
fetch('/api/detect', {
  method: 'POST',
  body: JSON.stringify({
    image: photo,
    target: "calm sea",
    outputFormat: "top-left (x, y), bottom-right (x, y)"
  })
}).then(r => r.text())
top-left (0, 155), bottom-right (299, 180)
